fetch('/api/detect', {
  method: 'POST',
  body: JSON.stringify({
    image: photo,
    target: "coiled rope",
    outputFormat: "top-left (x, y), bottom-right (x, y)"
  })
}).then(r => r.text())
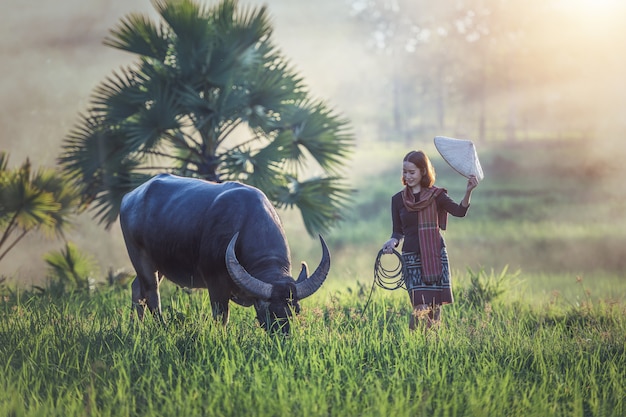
top-left (373, 249), bottom-right (406, 291)
top-left (360, 249), bottom-right (406, 318)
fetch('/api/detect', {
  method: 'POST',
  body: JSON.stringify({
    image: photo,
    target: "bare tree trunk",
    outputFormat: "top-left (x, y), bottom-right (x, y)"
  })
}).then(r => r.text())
top-left (436, 64), bottom-right (445, 130)
top-left (478, 52), bottom-right (487, 141)
top-left (506, 70), bottom-right (517, 142)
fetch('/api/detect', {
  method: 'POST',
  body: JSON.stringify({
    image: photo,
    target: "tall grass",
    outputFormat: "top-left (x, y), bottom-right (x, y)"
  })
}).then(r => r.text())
top-left (1, 275), bottom-right (624, 417)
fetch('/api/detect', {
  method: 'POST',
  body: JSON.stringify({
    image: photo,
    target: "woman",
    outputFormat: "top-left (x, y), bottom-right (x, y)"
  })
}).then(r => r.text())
top-left (381, 150), bottom-right (479, 330)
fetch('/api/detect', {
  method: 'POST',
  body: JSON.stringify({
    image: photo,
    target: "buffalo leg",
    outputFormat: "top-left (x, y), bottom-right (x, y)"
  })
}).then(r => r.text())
top-left (211, 301), bottom-right (230, 326)
top-left (207, 285), bottom-right (230, 326)
top-left (131, 277), bottom-right (146, 320)
top-left (128, 248), bottom-right (164, 323)
top-left (144, 274), bottom-right (164, 323)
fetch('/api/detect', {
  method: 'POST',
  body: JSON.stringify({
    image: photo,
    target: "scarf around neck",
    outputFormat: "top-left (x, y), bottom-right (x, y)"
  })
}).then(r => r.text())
top-left (401, 186), bottom-right (447, 283)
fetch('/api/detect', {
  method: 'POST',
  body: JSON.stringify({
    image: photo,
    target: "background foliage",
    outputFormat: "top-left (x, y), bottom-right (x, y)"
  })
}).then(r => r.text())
top-left (0, 153), bottom-right (80, 266)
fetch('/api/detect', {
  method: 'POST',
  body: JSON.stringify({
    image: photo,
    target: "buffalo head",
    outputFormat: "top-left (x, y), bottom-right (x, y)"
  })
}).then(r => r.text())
top-left (225, 232), bottom-right (330, 334)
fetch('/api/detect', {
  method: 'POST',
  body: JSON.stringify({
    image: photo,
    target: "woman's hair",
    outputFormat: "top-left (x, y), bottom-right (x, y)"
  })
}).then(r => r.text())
top-left (402, 150), bottom-right (436, 187)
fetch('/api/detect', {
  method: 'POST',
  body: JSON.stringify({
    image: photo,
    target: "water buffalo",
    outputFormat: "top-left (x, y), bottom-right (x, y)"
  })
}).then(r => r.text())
top-left (119, 173), bottom-right (330, 333)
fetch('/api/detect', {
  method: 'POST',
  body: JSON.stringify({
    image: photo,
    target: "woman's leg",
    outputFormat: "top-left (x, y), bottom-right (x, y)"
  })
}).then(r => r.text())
top-left (410, 302), bottom-right (442, 330)
top-left (429, 303), bottom-right (442, 328)
top-left (410, 303), bottom-right (431, 330)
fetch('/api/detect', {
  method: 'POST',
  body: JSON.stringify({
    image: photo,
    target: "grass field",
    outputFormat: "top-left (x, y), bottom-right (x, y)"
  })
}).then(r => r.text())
top-left (1, 276), bottom-right (624, 417)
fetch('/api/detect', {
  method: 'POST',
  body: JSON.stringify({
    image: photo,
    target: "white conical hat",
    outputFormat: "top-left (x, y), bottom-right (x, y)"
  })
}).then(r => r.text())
top-left (434, 136), bottom-right (484, 180)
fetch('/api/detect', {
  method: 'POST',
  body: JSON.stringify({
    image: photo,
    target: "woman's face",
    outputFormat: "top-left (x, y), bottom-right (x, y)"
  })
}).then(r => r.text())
top-left (403, 161), bottom-right (423, 188)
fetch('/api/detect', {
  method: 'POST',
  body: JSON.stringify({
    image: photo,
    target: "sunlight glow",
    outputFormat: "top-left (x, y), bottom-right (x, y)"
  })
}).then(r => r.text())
top-left (555, 0), bottom-right (624, 18)
top-left (577, 0), bottom-right (619, 10)
top-left (551, 0), bottom-right (624, 35)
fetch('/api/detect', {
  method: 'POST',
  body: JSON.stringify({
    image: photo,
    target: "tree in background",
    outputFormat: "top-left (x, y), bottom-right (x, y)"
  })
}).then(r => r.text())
top-left (348, 0), bottom-right (601, 143)
top-left (348, 0), bottom-right (498, 141)
top-left (59, 0), bottom-right (353, 235)
top-left (0, 152), bottom-right (80, 265)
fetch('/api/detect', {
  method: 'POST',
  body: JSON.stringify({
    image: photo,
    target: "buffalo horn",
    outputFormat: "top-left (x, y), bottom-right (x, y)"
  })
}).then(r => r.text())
top-left (295, 235), bottom-right (331, 299)
top-left (225, 232), bottom-right (274, 299)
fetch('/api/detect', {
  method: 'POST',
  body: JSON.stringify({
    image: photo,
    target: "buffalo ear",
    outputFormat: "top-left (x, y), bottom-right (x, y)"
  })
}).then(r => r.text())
top-left (296, 262), bottom-right (309, 283)
top-left (295, 235), bottom-right (330, 299)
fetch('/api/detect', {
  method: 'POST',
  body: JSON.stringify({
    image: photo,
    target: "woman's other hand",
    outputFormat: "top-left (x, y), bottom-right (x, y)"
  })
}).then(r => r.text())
top-left (382, 238), bottom-right (398, 254)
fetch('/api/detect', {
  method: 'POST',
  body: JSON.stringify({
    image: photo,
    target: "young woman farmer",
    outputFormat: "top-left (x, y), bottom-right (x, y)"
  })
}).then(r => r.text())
top-left (381, 150), bottom-right (479, 330)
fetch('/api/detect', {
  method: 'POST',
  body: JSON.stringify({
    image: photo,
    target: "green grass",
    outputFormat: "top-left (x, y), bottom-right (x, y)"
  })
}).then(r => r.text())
top-left (1, 279), bottom-right (624, 417)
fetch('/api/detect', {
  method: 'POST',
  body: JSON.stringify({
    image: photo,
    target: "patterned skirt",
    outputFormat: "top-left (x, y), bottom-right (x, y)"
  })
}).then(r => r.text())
top-left (402, 247), bottom-right (454, 306)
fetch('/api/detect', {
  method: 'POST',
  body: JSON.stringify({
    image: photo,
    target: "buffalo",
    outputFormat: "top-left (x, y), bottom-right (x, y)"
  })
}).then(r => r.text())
top-left (119, 174), bottom-right (330, 333)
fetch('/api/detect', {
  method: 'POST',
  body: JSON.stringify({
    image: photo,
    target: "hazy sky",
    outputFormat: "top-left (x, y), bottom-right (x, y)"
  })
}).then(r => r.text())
top-left (2, 0), bottom-right (625, 164)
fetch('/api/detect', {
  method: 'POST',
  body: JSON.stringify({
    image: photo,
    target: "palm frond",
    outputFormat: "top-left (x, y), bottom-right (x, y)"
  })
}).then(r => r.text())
top-left (218, 146), bottom-right (255, 181)
top-left (284, 99), bottom-right (354, 173)
top-left (212, 0), bottom-right (272, 55)
top-left (177, 84), bottom-right (216, 127)
top-left (274, 176), bottom-right (353, 235)
top-left (124, 82), bottom-right (182, 152)
top-left (0, 152), bottom-right (8, 172)
top-left (44, 242), bottom-right (98, 291)
top-left (244, 59), bottom-right (307, 132)
top-left (91, 68), bottom-right (146, 123)
top-left (30, 169), bottom-right (82, 235)
top-left (154, 0), bottom-right (206, 39)
top-left (104, 12), bottom-right (169, 60)
top-left (0, 172), bottom-right (59, 233)
top-left (154, 0), bottom-right (215, 81)
top-left (243, 142), bottom-right (287, 194)
top-left (201, 1), bottom-right (272, 86)
top-left (60, 114), bottom-right (126, 182)
top-left (210, 85), bottom-right (249, 135)
top-left (90, 169), bottom-right (151, 228)
top-left (256, 130), bottom-right (306, 175)
top-left (0, 155), bottom-right (80, 266)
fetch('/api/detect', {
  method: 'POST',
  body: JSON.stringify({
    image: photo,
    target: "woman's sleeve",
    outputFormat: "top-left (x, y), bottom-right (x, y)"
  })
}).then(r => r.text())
top-left (391, 194), bottom-right (404, 241)
top-left (437, 192), bottom-right (469, 217)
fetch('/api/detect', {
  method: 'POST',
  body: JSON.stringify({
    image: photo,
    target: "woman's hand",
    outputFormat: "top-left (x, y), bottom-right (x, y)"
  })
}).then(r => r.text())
top-left (466, 175), bottom-right (479, 192)
top-left (382, 238), bottom-right (398, 254)
top-left (461, 175), bottom-right (479, 207)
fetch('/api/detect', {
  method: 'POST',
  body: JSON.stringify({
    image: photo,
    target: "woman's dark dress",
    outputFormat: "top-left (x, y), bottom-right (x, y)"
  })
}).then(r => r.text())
top-left (390, 190), bottom-right (468, 305)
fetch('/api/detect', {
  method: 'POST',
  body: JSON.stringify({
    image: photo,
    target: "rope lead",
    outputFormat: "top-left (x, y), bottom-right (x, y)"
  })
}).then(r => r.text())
top-left (360, 249), bottom-right (406, 319)
top-left (373, 249), bottom-right (406, 290)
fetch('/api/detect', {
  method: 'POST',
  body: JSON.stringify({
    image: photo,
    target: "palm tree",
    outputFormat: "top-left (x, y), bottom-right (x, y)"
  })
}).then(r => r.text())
top-left (0, 153), bottom-right (81, 265)
top-left (59, 0), bottom-right (353, 235)
top-left (44, 242), bottom-right (98, 294)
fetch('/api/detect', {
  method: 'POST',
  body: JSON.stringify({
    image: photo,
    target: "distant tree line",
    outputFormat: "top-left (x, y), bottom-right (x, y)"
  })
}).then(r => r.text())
top-left (348, 0), bottom-right (600, 143)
